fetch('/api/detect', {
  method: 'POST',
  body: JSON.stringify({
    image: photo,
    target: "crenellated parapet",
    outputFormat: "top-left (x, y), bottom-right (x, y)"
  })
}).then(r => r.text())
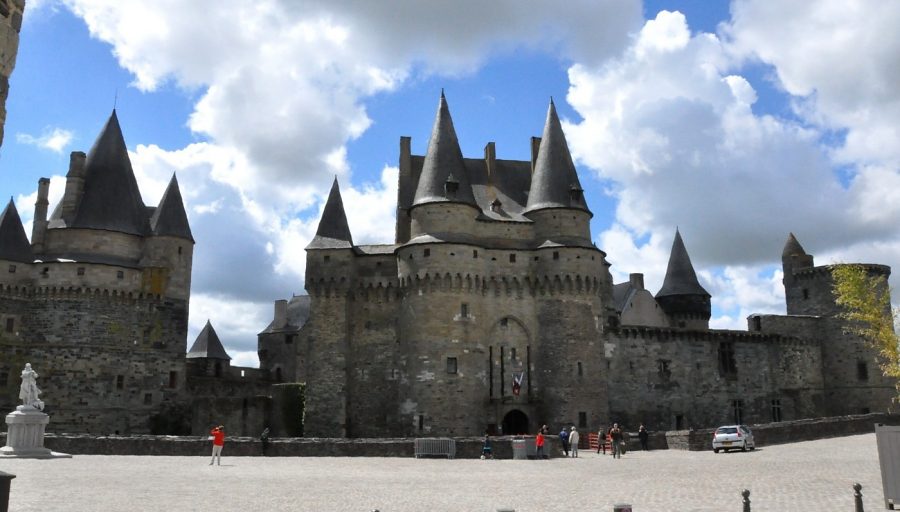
top-left (397, 271), bottom-right (604, 297)
top-left (614, 325), bottom-right (811, 346)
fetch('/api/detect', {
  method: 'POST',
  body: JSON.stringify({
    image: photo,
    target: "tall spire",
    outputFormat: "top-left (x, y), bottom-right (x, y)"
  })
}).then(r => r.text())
top-left (0, 199), bottom-right (34, 263)
top-left (151, 173), bottom-right (194, 242)
top-left (656, 229), bottom-right (709, 298)
top-left (782, 232), bottom-right (807, 259)
top-left (70, 110), bottom-right (150, 235)
top-left (306, 177), bottom-right (353, 249)
top-left (524, 99), bottom-right (589, 214)
top-left (186, 320), bottom-right (231, 360)
top-left (412, 92), bottom-right (476, 206)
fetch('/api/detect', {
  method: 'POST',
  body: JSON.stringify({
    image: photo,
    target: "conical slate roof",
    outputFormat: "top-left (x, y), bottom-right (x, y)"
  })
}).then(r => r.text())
top-left (782, 232), bottom-right (806, 258)
top-left (656, 229), bottom-right (709, 298)
top-left (306, 178), bottom-right (354, 249)
top-left (186, 320), bottom-right (231, 360)
top-left (0, 199), bottom-right (34, 263)
top-left (412, 92), bottom-right (476, 206)
top-left (70, 110), bottom-right (150, 236)
top-left (524, 99), bottom-right (590, 214)
top-left (151, 174), bottom-right (194, 242)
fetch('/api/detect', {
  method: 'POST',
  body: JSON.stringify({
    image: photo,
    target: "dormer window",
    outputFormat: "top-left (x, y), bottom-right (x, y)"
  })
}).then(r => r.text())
top-left (490, 198), bottom-right (502, 212)
top-left (444, 179), bottom-right (458, 197)
top-left (569, 186), bottom-right (583, 202)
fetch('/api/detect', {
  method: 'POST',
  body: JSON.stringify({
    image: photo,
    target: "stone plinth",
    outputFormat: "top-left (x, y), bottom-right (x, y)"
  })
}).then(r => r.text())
top-left (1, 406), bottom-right (70, 459)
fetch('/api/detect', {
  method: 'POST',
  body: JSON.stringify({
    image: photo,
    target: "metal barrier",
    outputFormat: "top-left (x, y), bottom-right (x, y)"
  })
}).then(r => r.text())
top-left (876, 423), bottom-right (900, 510)
top-left (413, 438), bottom-right (456, 459)
top-left (0, 471), bottom-right (15, 512)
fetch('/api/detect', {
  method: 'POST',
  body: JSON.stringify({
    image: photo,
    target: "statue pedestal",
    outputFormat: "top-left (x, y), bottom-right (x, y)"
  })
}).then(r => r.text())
top-left (1, 406), bottom-right (70, 459)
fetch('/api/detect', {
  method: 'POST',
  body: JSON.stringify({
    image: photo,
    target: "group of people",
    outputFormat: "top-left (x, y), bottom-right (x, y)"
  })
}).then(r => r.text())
top-left (596, 423), bottom-right (650, 458)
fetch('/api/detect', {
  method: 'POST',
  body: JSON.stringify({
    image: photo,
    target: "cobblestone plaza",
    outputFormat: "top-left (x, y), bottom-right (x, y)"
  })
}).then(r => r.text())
top-left (2, 433), bottom-right (888, 511)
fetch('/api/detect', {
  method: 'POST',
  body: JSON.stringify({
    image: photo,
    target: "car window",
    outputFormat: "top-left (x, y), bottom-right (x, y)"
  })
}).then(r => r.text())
top-left (740, 427), bottom-right (750, 434)
top-left (717, 427), bottom-right (738, 434)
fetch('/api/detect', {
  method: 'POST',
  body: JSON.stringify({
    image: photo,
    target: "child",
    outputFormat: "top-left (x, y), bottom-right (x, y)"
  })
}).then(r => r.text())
top-left (481, 433), bottom-right (493, 459)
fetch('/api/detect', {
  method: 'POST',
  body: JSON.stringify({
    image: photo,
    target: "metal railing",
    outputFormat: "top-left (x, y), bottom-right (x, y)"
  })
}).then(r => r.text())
top-left (413, 437), bottom-right (456, 459)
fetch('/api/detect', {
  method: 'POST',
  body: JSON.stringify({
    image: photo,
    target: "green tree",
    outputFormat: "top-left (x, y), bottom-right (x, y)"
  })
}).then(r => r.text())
top-left (832, 264), bottom-right (900, 400)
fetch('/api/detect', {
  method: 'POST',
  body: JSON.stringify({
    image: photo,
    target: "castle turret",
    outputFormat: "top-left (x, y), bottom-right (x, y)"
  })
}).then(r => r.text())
top-left (408, 92), bottom-right (479, 239)
top-left (523, 99), bottom-right (591, 241)
top-left (186, 320), bottom-right (231, 378)
top-left (655, 229), bottom-right (710, 329)
top-left (143, 173), bottom-right (194, 300)
top-left (0, 198), bottom-right (33, 264)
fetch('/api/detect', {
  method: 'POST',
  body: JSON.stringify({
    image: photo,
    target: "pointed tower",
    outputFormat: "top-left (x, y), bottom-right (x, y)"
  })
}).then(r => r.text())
top-left (523, 99), bottom-right (592, 241)
top-left (307, 178), bottom-right (353, 249)
top-left (69, 110), bottom-right (149, 235)
top-left (412, 92), bottom-right (476, 207)
top-left (141, 173), bottom-right (195, 300)
top-left (655, 229), bottom-right (711, 329)
top-left (186, 320), bottom-right (232, 378)
top-left (0, 199), bottom-right (34, 264)
top-left (151, 174), bottom-right (193, 241)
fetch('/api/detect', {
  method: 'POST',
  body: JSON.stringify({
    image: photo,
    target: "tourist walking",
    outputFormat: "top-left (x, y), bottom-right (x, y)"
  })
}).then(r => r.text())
top-left (209, 425), bottom-right (225, 465)
top-left (535, 430), bottom-right (545, 459)
top-left (638, 424), bottom-right (649, 451)
top-left (610, 423), bottom-right (623, 459)
top-left (569, 426), bottom-right (580, 458)
top-left (558, 426), bottom-right (570, 457)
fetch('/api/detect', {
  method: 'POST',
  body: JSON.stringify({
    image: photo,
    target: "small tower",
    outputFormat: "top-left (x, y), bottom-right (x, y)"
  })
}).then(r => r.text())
top-left (523, 99), bottom-right (591, 242)
top-left (186, 320), bottom-right (231, 378)
top-left (781, 233), bottom-right (816, 315)
top-left (0, 199), bottom-right (34, 264)
top-left (143, 173), bottom-right (194, 300)
top-left (655, 229), bottom-right (710, 329)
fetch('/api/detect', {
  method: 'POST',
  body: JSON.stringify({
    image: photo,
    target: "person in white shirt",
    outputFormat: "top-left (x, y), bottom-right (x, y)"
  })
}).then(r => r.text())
top-left (569, 426), bottom-right (580, 458)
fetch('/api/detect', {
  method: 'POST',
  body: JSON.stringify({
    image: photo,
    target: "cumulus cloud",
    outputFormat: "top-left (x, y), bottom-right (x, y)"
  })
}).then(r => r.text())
top-left (16, 127), bottom-right (74, 153)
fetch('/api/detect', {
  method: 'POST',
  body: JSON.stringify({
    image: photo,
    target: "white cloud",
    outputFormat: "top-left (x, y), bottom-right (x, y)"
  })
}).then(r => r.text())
top-left (16, 127), bottom-right (73, 153)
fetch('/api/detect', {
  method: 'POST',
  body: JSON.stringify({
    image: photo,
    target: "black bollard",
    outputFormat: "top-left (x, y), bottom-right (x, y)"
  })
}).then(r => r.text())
top-left (0, 471), bottom-right (15, 512)
top-left (854, 483), bottom-right (864, 512)
top-left (742, 489), bottom-right (751, 512)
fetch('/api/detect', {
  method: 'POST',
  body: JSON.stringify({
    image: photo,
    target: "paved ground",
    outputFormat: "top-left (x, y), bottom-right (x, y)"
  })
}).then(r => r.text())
top-left (0, 433), bottom-right (889, 511)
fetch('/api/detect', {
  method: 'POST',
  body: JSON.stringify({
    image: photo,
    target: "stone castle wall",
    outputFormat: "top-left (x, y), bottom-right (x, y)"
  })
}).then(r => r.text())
top-left (0, 0), bottom-right (24, 147)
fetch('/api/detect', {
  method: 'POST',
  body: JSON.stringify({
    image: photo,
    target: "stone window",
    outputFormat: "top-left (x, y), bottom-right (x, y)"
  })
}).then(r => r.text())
top-left (274, 367), bottom-right (282, 382)
top-left (509, 253), bottom-right (516, 263)
top-left (168, 371), bottom-right (178, 388)
top-left (7, 264), bottom-right (14, 273)
top-left (553, 251), bottom-right (559, 260)
top-left (751, 316), bottom-right (762, 331)
top-left (732, 399), bottom-right (744, 424)
top-left (116, 375), bottom-right (124, 390)
top-left (460, 303), bottom-right (468, 318)
top-left (324, 255), bottom-right (330, 262)
top-left (510, 347), bottom-right (516, 360)
top-left (718, 342), bottom-right (737, 378)
top-left (215, 362), bottom-right (223, 378)
top-left (418, 414), bottom-right (424, 431)
top-left (0, 371), bottom-right (7, 385)
top-left (178, 246), bottom-right (183, 255)
top-left (500, 317), bottom-right (508, 327)
top-left (446, 357), bottom-right (458, 374)
top-left (674, 415), bottom-right (684, 430)
top-left (473, 249), bottom-right (478, 258)
top-left (578, 411), bottom-right (587, 429)
top-left (77, 267), bottom-right (85, 276)
top-left (424, 248), bottom-right (430, 257)
top-left (4, 318), bottom-right (12, 333)
top-left (857, 361), bottom-right (869, 381)
top-left (285, 334), bottom-right (295, 344)
top-left (577, 361), bottom-right (583, 377)
top-left (41, 267), bottom-right (49, 277)
top-left (657, 359), bottom-right (671, 380)
top-left (802, 288), bottom-right (809, 300)
top-left (771, 399), bottom-right (782, 422)
top-left (116, 270), bottom-right (124, 279)
top-left (144, 393), bottom-right (153, 405)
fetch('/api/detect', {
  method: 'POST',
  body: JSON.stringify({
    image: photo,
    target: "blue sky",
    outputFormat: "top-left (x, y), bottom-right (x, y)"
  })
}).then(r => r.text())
top-left (3, 1), bottom-right (900, 366)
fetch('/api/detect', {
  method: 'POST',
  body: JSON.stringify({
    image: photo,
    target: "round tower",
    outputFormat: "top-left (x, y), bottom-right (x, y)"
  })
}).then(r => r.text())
top-left (655, 229), bottom-right (711, 329)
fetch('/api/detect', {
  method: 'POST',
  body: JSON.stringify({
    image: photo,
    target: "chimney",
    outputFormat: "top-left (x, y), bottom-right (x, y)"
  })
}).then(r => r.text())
top-left (60, 151), bottom-right (87, 223)
top-left (274, 299), bottom-right (288, 329)
top-left (484, 142), bottom-right (496, 178)
top-left (629, 273), bottom-right (644, 290)
top-left (31, 177), bottom-right (50, 253)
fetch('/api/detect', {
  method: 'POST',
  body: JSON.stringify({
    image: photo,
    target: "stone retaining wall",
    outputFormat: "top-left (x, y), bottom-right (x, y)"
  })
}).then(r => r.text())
top-left (2, 413), bottom-right (896, 456)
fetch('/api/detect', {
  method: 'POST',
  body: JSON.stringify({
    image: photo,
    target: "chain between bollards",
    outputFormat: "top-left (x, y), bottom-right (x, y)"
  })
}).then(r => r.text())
top-left (741, 489), bottom-right (751, 512)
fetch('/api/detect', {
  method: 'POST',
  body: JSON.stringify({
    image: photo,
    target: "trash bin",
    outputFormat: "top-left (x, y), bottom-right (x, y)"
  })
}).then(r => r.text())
top-left (512, 439), bottom-right (528, 460)
top-left (875, 423), bottom-right (900, 510)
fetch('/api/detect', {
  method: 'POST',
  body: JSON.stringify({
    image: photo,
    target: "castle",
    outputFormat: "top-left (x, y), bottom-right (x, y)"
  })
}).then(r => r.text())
top-left (1, 95), bottom-right (896, 437)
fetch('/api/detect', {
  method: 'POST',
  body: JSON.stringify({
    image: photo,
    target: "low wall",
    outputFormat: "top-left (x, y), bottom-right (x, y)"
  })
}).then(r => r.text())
top-left (665, 412), bottom-right (900, 451)
top-left (2, 413), bottom-right (895, 456)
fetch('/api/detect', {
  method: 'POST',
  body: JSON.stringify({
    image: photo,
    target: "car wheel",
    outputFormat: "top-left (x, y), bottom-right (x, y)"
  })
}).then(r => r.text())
top-left (749, 446), bottom-right (755, 451)
top-left (713, 448), bottom-right (719, 453)
top-left (741, 443), bottom-right (747, 452)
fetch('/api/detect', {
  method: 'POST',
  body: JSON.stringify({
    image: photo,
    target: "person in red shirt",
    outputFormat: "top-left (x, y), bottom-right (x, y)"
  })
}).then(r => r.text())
top-left (209, 425), bottom-right (225, 465)
top-left (535, 430), bottom-right (545, 459)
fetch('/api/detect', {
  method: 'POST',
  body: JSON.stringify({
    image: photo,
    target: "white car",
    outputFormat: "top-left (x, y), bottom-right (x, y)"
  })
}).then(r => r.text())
top-left (712, 425), bottom-right (755, 453)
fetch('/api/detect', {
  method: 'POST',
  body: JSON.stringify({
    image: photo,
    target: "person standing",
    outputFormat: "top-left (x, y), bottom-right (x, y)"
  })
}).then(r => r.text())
top-left (260, 427), bottom-right (270, 456)
top-left (535, 430), bottom-right (545, 459)
top-left (481, 433), bottom-right (493, 459)
top-left (597, 426), bottom-right (607, 455)
top-left (569, 427), bottom-right (580, 458)
top-left (638, 424), bottom-right (649, 451)
top-left (610, 423), bottom-right (623, 459)
top-left (209, 425), bottom-right (225, 465)
top-left (558, 426), bottom-right (570, 457)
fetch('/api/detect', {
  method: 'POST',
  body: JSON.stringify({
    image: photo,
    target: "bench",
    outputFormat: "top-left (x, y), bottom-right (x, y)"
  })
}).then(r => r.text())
top-left (414, 438), bottom-right (456, 459)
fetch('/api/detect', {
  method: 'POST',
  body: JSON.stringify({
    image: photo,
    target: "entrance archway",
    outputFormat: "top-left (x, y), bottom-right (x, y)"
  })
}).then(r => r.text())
top-left (502, 409), bottom-right (529, 436)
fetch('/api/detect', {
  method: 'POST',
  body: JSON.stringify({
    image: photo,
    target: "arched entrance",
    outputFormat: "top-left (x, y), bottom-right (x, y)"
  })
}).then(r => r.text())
top-left (502, 409), bottom-right (529, 436)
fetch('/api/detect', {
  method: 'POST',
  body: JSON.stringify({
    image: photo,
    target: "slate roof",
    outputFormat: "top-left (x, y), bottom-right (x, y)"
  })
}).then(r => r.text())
top-left (656, 229), bottom-right (710, 298)
top-left (523, 100), bottom-right (590, 214)
top-left (259, 295), bottom-right (311, 334)
top-left (412, 92), bottom-right (477, 207)
top-left (307, 178), bottom-right (354, 250)
top-left (186, 320), bottom-right (231, 360)
top-left (0, 199), bottom-right (34, 263)
top-left (69, 110), bottom-right (151, 236)
top-left (782, 232), bottom-right (807, 258)
top-left (612, 282), bottom-right (637, 312)
top-left (150, 174), bottom-right (193, 242)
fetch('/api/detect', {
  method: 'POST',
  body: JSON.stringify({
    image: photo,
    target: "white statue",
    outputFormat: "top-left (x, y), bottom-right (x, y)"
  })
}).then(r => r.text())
top-left (18, 363), bottom-right (44, 411)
